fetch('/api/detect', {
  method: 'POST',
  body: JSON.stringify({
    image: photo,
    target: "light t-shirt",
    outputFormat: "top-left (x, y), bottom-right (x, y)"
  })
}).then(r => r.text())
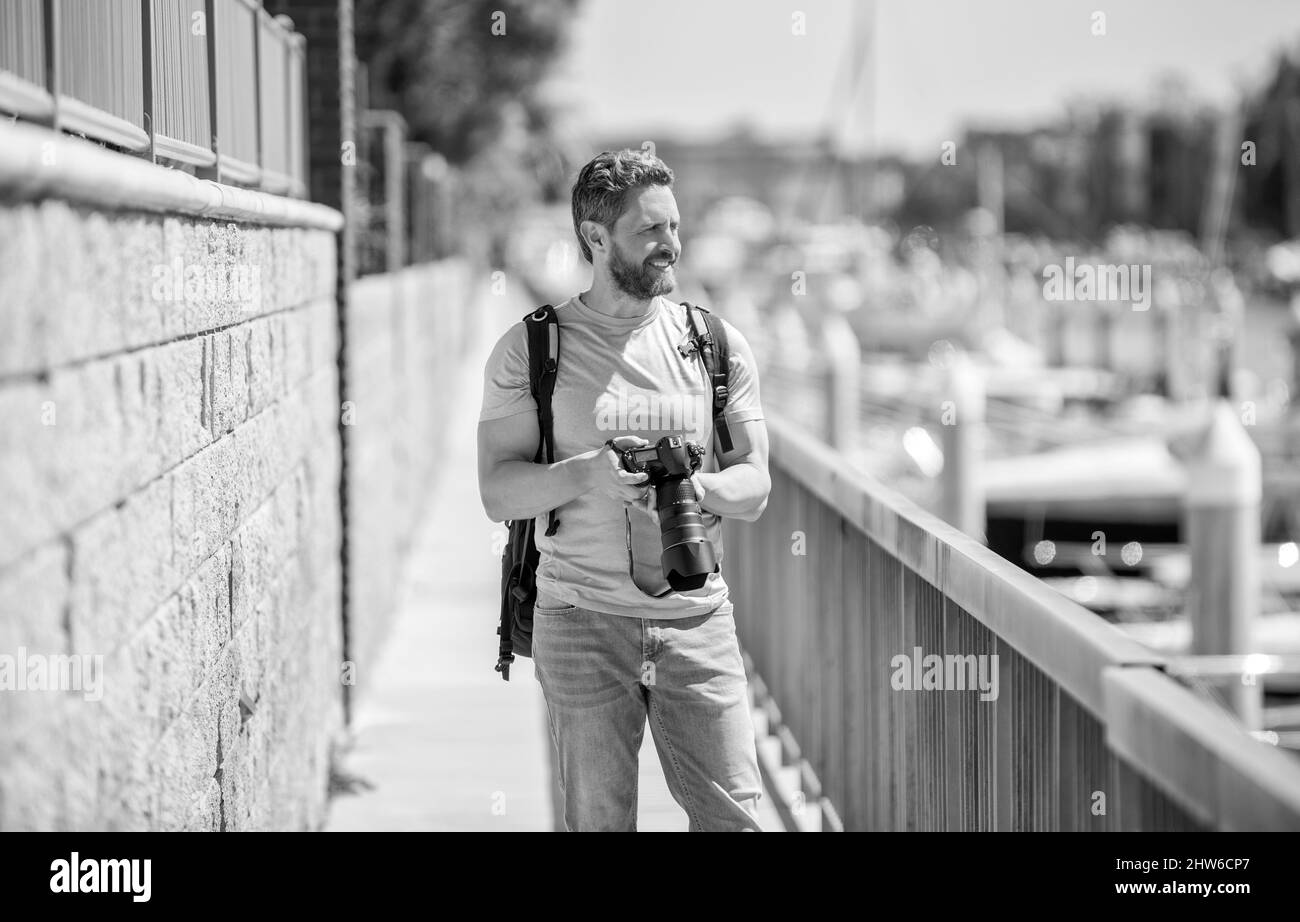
top-left (478, 293), bottom-right (765, 620)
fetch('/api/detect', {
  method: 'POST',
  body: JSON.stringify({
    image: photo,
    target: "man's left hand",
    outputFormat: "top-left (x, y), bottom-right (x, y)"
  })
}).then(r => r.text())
top-left (638, 473), bottom-right (707, 521)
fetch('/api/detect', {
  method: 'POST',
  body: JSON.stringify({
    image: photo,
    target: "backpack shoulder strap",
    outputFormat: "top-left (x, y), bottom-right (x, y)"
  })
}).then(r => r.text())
top-left (522, 305), bottom-right (561, 535)
top-left (681, 302), bottom-right (734, 453)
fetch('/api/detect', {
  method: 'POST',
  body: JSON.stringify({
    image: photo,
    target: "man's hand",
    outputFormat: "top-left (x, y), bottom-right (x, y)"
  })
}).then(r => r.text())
top-left (637, 471), bottom-right (706, 523)
top-left (583, 435), bottom-right (652, 505)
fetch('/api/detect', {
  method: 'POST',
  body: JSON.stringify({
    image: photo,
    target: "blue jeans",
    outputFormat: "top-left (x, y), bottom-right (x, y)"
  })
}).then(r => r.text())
top-left (532, 589), bottom-right (763, 831)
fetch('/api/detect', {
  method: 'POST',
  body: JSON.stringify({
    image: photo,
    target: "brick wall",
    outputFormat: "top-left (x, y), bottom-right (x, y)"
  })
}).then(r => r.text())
top-left (343, 259), bottom-right (473, 687)
top-left (0, 199), bottom-right (344, 831)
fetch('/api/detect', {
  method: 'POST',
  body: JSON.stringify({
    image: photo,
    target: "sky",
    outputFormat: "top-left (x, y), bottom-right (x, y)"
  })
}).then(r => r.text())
top-left (545, 0), bottom-right (1300, 156)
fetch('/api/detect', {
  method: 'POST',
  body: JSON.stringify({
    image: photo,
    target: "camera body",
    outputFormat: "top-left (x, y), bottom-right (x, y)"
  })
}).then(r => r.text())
top-left (615, 435), bottom-right (718, 592)
top-left (616, 435), bottom-right (706, 484)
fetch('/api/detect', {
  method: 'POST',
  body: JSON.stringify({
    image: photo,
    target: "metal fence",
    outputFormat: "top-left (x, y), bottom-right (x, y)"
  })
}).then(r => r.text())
top-left (0, 0), bottom-right (307, 197)
top-left (724, 414), bottom-right (1300, 830)
top-left (357, 111), bottom-right (459, 276)
top-left (0, 0), bottom-right (46, 119)
top-left (359, 109), bottom-right (408, 275)
top-left (150, 0), bottom-right (213, 166)
top-left (406, 141), bottom-right (454, 266)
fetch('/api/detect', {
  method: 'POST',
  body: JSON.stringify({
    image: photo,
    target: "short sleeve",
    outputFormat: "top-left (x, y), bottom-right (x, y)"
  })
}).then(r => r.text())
top-left (719, 319), bottom-right (763, 425)
top-left (478, 322), bottom-right (537, 423)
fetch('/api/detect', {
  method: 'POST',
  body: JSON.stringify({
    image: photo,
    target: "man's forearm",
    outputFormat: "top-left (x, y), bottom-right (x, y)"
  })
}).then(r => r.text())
top-left (697, 463), bottom-right (770, 522)
top-left (483, 455), bottom-right (591, 522)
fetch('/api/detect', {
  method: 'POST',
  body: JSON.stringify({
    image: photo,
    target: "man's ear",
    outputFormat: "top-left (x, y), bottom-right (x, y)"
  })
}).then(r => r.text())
top-left (580, 219), bottom-right (606, 258)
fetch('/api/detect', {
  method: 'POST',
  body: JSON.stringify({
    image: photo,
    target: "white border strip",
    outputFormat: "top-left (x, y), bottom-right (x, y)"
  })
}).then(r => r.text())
top-left (0, 120), bottom-right (342, 231)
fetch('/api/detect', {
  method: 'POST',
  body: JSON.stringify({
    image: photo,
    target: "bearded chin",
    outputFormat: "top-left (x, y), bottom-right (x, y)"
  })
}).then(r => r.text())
top-left (609, 246), bottom-right (675, 299)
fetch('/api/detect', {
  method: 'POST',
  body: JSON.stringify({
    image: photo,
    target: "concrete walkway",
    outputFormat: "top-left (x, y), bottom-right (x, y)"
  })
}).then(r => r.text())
top-left (325, 280), bottom-right (778, 832)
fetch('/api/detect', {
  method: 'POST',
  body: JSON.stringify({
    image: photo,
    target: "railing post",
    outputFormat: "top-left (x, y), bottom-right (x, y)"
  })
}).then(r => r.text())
top-left (296, 34), bottom-right (308, 196)
top-left (140, 0), bottom-right (155, 163)
top-left (1153, 305), bottom-right (1171, 397)
top-left (252, 7), bottom-right (264, 183)
top-left (42, 0), bottom-right (60, 132)
top-left (1288, 297), bottom-right (1300, 403)
top-left (819, 311), bottom-right (860, 454)
top-left (939, 351), bottom-right (986, 540)
top-left (1047, 300), bottom-right (1066, 367)
top-left (1096, 303), bottom-right (1114, 372)
top-left (203, 0), bottom-right (220, 183)
top-left (1183, 399), bottom-right (1263, 728)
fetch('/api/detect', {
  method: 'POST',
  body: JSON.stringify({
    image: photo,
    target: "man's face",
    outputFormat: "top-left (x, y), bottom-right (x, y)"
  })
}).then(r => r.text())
top-left (605, 185), bottom-right (680, 300)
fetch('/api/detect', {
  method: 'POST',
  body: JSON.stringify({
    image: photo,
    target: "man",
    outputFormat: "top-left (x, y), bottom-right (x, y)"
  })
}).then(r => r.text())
top-left (476, 149), bottom-right (770, 831)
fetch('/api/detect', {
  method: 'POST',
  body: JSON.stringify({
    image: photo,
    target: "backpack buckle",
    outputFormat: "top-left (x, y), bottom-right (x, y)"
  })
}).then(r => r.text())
top-left (714, 384), bottom-right (729, 406)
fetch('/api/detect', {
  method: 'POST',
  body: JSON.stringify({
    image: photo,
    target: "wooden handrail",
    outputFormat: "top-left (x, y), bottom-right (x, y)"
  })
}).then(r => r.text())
top-left (766, 413), bottom-right (1163, 716)
top-left (1103, 666), bottom-right (1300, 830)
top-left (746, 411), bottom-right (1300, 829)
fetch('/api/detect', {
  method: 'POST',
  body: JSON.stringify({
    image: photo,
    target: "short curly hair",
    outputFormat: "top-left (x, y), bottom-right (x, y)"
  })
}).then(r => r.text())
top-left (571, 149), bottom-right (675, 263)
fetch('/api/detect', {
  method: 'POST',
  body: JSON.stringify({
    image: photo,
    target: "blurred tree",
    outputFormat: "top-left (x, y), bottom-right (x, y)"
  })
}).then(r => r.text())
top-left (354, 0), bottom-right (580, 165)
top-left (1241, 50), bottom-right (1300, 240)
top-left (354, 0), bottom-right (581, 263)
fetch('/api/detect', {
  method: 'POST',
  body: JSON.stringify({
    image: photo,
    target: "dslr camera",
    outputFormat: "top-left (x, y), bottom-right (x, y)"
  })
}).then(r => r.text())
top-left (614, 435), bottom-right (718, 591)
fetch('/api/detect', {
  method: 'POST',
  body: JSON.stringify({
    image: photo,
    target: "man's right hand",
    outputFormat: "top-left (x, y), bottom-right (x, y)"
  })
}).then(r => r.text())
top-left (582, 435), bottom-right (652, 504)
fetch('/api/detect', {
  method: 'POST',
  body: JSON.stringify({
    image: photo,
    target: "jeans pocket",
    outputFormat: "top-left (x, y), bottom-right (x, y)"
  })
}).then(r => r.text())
top-left (533, 592), bottom-right (577, 616)
top-left (713, 600), bottom-right (735, 618)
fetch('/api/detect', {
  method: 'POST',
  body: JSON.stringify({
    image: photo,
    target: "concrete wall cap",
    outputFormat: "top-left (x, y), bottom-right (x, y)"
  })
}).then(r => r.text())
top-left (0, 121), bottom-right (343, 231)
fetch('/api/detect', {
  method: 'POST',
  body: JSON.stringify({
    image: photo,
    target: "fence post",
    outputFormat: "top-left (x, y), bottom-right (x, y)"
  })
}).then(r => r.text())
top-left (42, 0), bottom-right (60, 131)
top-left (202, 0), bottom-right (221, 183)
top-left (1184, 399), bottom-right (1263, 728)
top-left (819, 312), bottom-right (860, 454)
top-left (1096, 304), bottom-right (1114, 372)
top-left (140, 0), bottom-right (155, 162)
top-left (1047, 300), bottom-right (1066, 367)
top-left (940, 351), bottom-right (986, 540)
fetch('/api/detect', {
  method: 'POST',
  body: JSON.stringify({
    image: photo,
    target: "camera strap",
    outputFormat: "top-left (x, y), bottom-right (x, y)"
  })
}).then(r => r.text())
top-left (681, 302), bottom-right (733, 453)
top-left (622, 507), bottom-right (673, 599)
top-left (524, 304), bottom-right (561, 536)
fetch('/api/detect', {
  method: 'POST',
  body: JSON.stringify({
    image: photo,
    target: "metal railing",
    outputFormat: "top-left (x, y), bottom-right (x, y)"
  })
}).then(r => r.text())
top-left (359, 109), bottom-right (408, 275)
top-left (724, 413), bottom-right (1300, 829)
top-left (150, 0), bottom-right (213, 166)
top-left (210, 0), bottom-right (259, 180)
top-left (358, 111), bottom-right (461, 275)
top-left (0, 0), bottom-right (48, 119)
top-left (254, 4), bottom-right (297, 193)
top-left (405, 141), bottom-right (454, 265)
top-left (56, 0), bottom-right (148, 150)
top-left (0, 0), bottom-right (308, 197)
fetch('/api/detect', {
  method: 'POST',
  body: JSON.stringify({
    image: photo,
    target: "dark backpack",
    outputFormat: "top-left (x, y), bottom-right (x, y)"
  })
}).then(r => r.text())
top-left (494, 300), bottom-right (732, 680)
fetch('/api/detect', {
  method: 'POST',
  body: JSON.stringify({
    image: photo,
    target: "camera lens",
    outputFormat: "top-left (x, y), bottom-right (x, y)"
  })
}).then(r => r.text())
top-left (654, 477), bottom-right (717, 591)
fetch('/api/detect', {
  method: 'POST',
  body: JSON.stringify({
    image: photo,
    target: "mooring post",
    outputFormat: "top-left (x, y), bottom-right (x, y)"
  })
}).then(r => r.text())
top-left (821, 312), bottom-right (861, 454)
top-left (1184, 400), bottom-right (1263, 728)
top-left (940, 351), bottom-right (986, 541)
